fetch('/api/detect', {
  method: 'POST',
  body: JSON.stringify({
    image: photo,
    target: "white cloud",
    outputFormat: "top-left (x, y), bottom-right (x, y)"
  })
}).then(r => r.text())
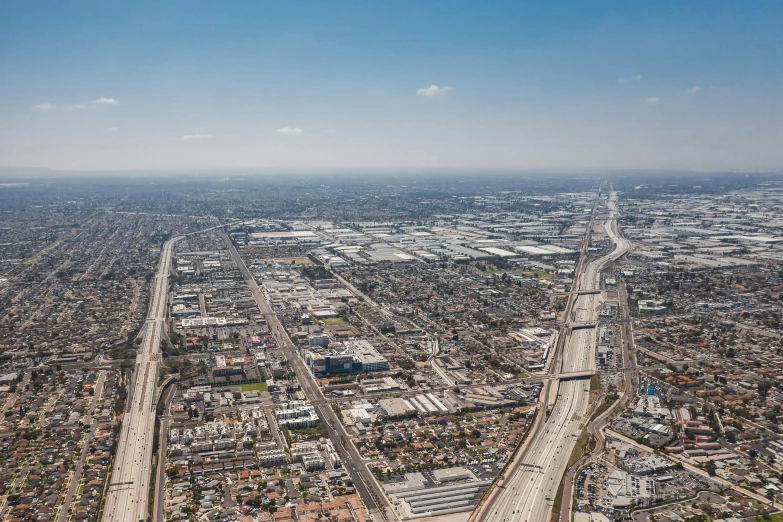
top-left (181, 134), bottom-right (212, 141)
top-left (33, 102), bottom-right (52, 111)
top-left (277, 127), bottom-right (304, 134)
top-left (645, 97), bottom-right (660, 103)
top-left (92, 96), bottom-right (118, 105)
top-left (617, 74), bottom-right (642, 83)
top-left (66, 104), bottom-right (88, 110)
top-left (417, 85), bottom-right (452, 96)
top-left (109, 127), bottom-right (118, 132)
top-left (688, 85), bottom-right (701, 93)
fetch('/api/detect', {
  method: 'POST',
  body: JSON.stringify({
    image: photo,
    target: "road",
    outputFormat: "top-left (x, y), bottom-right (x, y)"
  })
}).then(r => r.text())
top-left (153, 384), bottom-right (176, 522)
top-left (57, 371), bottom-right (108, 522)
top-left (474, 191), bottom-right (631, 522)
top-left (221, 232), bottom-right (395, 521)
top-left (0, 372), bottom-right (30, 425)
top-left (102, 235), bottom-right (181, 522)
top-left (428, 338), bottom-right (458, 387)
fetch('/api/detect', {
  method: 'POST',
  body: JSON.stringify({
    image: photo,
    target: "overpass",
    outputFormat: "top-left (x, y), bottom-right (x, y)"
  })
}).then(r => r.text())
top-left (569, 321), bottom-right (598, 330)
top-left (558, 370), bottom-right (596, 381)
top-left (526, 370), bottom-right (597, 382)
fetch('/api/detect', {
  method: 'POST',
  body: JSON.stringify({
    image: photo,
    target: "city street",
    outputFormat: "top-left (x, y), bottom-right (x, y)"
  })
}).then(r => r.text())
top-left (221, 231), bottom-right (397, 522)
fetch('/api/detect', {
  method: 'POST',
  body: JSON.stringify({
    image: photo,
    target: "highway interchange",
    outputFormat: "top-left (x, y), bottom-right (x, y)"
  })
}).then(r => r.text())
top-left (475, 192), bottom-right (631, 522)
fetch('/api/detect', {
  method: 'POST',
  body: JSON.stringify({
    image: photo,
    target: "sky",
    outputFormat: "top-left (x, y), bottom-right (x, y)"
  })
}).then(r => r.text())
top-left (0, 1), bottom-right (781, 173)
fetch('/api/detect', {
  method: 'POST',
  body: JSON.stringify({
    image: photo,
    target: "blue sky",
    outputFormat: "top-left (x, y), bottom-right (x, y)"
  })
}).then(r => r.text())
top-left (1, 1), bottom-right (781, 172)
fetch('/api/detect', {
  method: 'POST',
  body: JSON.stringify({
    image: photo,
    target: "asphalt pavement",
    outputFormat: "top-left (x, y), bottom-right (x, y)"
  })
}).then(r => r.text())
top-left (102, 236), bottom-right (181, 522)
top-left (474, 192), bottom-right (631, 522)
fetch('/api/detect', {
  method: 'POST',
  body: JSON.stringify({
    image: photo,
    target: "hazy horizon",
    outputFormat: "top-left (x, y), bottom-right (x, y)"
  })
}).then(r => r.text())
top-left (2, 1), bottom-right (782, 172)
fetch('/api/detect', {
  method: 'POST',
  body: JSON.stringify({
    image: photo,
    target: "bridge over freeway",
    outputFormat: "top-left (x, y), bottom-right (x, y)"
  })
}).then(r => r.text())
top-left (569, 321), bottom-right (598, 330)
top-left (526, 370), bottom-right (596, 382)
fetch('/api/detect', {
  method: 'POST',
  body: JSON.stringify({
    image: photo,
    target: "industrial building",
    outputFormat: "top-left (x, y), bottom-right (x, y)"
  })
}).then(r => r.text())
top-left (383, 469), bottom-right (492, 517)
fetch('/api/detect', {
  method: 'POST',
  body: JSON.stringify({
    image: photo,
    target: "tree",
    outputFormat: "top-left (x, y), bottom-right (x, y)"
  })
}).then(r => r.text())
top-left (705, 460), bottom-right (717, 476)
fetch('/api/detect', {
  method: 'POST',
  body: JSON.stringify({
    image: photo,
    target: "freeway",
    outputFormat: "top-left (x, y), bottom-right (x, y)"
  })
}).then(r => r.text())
top-left (220, 232), bottom-right (395, 522)
top-left (100, 220), bottom-right (257, 522)
top-left (474, 191), bottom-right (631, 522)
top-left (102, 236), bottom-right (181, 522)
top-left (561, 271), bottom-right (639, 522)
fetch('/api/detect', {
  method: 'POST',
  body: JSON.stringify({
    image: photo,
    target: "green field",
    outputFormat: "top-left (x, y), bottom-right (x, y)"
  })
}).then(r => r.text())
top-left (24, 233), bottom-right (72, 265)
top-left (591, 394), bottom-right (619, 421)
top-left (568, 430), bottom-right (591, 467)
top-left (241, 382), bottom-right (268, 392)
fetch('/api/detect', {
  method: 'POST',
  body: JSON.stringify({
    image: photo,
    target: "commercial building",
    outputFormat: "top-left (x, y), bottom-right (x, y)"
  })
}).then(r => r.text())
top-left (379, 397), bottom-right (417, 418)
top-left (212, 355), bottom-right (245, 379)
top-left (432, 467), bottom-right (473, 483)
top-left (303, 339), bottom-right (389, 376)
top-left (276, 402), bottom-right (320, 429)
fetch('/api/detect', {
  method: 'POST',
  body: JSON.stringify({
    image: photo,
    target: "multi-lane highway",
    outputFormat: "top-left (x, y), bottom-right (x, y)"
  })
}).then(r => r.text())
top-left (474, 192), bottom-right (631, 522)
top-left (102, 236), bottom-right (181, 522)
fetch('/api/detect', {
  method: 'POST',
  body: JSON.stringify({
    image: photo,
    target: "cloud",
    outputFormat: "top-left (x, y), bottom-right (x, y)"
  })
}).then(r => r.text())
top-left (645, 97), bottom-right (660, 103)
top-left (417, 85), bottom-right (452, 96)
top-left (181, 134), bottom-right (212, 141)
top-left (92, 96), bottom-right (118, 105)
top-left (66, 104), bottom-right (88, 110)
top-left (109, 127), bottom-right (118, 132)
top-left (617, 74), bottom-right (642, 83)
top-left (688, 85), bottom-right (701, 93)
top-left (33, 102), bottom-right (52, 111)
top-left (277, 127), bottom-right (304, 134)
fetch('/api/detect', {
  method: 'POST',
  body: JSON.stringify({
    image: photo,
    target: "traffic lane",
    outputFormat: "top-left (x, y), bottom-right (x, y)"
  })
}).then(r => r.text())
top-left (479, 215), bottom-right (629, 521)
